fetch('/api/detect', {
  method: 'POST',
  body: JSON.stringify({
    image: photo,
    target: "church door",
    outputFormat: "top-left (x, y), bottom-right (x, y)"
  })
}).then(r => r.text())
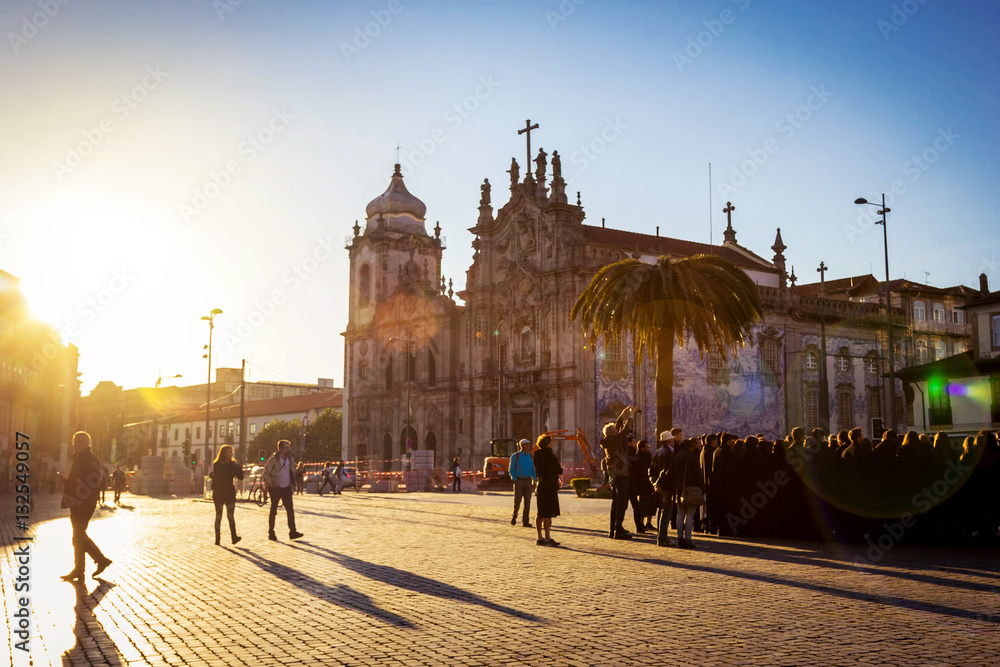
top-left (512, 411), bottom-right (533, 442)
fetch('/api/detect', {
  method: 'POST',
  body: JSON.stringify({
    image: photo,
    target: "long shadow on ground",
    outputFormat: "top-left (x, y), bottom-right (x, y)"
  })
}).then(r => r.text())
top-left (289, 542), bottom-right (544, 623)
top-left (232, 548), bottom-right (415, 628)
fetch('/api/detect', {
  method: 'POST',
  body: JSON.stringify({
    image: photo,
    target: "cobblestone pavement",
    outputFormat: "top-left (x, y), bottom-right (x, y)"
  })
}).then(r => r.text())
top-left (3, 489), bottom-right (998, 666)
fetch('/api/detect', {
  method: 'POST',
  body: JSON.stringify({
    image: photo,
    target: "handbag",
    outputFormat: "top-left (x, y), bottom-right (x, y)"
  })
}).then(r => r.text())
top-left (681, 485), bottom-right (704, 505)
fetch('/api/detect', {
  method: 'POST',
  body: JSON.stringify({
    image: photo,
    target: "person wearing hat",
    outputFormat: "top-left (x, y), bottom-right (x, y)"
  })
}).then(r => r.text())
top-left (508, 438), bottom-right (536, 526)
top-left (649, 429), bottom-right (678, 547)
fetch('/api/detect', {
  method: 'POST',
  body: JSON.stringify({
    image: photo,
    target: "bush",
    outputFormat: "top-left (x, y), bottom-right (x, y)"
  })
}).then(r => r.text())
top-left (570, 478), bottom-right (591, 497)
top-left (581, 487), bottom-right (613, 499)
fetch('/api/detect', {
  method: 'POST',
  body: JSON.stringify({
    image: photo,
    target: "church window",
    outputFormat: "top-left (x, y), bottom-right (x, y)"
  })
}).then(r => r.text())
top-left (359, 264), bottom-right (371, 306)
top-left (760, 337), bottom-right (779, 386)
top-left (913, 301), bottom-right (926, 320)
top-left (932, 303), bottom-right (945, 323)
top-left (804, 350), bottom-right (818, 370)
top-left (707, 349), bottom-right (729, 385)
top-left (385, 356), bottom-right (393, 387)
top-left (837, 389), bottom-right (853, 431)
top-left (865, 353), bottom-right (878, 376)
top-left (427, 351), bottom-right (436, 387)
top-left (836, 348), bottom-right (851, 373)
top-left (867, 386), bottom-right (881, 422)
top-left (805, 387), bottom-right (819, 430)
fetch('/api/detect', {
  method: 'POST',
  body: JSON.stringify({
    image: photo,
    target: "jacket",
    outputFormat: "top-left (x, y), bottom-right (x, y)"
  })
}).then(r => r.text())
top-left (648, 443), bottom-right (674, 496)
top-left (262, 452), bottom-right (296, 488)
top-left (64, 448), bottom-right (103, 508)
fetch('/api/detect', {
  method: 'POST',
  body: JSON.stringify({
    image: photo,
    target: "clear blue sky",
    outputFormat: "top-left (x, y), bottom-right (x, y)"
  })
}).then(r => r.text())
top-left (1, 0), bottom-right (997, 392)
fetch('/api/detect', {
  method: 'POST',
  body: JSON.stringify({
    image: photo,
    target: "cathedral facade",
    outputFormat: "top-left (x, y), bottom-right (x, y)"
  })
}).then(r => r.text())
top-left (342, 151), bottom-right (905, 473)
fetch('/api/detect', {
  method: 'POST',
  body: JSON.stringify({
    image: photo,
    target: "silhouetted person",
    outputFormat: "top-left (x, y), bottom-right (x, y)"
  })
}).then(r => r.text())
top-left (211, 444), bottom-right (243, 545)
top-left (600, 404), bottom-right (636, 539)
top-left (59, 431), bottom-right (112, 581)
top-left (533, 434), bottom-right (563, 546)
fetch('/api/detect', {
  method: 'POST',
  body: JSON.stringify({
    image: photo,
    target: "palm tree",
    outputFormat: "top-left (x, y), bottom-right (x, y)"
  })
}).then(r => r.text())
top-left (572, 254), bottom-right (763, 436)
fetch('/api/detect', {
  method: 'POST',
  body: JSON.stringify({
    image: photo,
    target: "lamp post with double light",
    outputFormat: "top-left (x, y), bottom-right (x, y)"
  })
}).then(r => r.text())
top-left (201, 308), bottom-right (222, 470)
top-left (855, 195), bottom-right (897, 431)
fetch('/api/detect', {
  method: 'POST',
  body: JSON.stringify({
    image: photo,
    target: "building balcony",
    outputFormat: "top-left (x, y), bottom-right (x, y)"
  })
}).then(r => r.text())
top-left (910, 319), bottom-right (970, 336)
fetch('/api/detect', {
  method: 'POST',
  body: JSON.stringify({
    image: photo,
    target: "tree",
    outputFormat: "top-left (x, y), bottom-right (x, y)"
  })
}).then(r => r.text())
top-left (572, 254), bottom-right (763, 436)
top-left (304, 408), bottom-right (343, 462)
top-left (251, 418), bottom-right (302, 459)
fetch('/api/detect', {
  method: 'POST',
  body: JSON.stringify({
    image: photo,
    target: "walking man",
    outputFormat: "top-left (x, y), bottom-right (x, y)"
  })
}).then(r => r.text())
top-left (59, 431), bottom-right (112, 581)
top-left (600, 404), bottom-right (636, 540)
top-left (262, 440), bottom-right (303, 541)
top-left (509, 438), bottom-right (536, 527)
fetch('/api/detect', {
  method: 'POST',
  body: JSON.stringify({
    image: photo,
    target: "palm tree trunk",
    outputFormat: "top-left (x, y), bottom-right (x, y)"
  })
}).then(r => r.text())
top-left (655, 329), bottom-right (674, 438)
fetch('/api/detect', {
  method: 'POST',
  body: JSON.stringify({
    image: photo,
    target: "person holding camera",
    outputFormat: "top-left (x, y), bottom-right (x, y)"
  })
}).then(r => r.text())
top-left (600, 404), bottom-right (637, 540)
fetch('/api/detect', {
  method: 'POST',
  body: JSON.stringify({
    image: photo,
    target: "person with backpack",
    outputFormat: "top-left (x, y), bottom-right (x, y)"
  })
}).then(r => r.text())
top-left (508, 439), bottom-right (536, 527)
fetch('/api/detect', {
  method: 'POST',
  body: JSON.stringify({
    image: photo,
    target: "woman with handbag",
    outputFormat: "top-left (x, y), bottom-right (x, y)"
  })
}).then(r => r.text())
top-left (669, 438), bottom-right (704, 549)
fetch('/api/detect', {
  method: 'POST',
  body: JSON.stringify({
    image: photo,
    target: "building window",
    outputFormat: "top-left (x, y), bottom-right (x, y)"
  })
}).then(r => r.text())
top-left (520, 327), bottom-right (533, 360)
top-left (992, 315), bottom-right (1000, 348)
top-left (707, 349), bottom-right (729, 385)
top-left (915, 339), bottom-right (928, 363)
top-left (932, 303), bottom-right (945, 323)
top-left (867, 386), bottom-right (881, 422)
top-left (933, 340), bottom-right (946, 361)
top-left (385, 356), bottom-right (393, 387)
top-left (836, 348), bottom-right (850, 373)
top-left (761, 338), bottom-right (780, 386)
top-left (428, 351), bottom-right (436, 387)
top-left (954, 309), bottom-right (964, 325)
top-left (928, 379), bottom-right (952, 428)
top-left (865, 354), bottom-right (879, 376)
top-left (805, 387), bottom-right (819, 430)
top-left (913, 301), bottom-right (926, 320)
top-left (250, 423), bottom-right (256, 435)
top-left (603, 334), bottom-right (626, 377)
top-left (954, 341), bottom-right (967, 355)
top-left (359, 264), bottom-right (371, 307)
top-left (804, 350), bottom-right (818, 370)
top-left (359, 360), bottom-right (368, 380)
top-left (174, 428), bottom-right (179, 441)
top-left (837, 389), bottom-right (853, 431)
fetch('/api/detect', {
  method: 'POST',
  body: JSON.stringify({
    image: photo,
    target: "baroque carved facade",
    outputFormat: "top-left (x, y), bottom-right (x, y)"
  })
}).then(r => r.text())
top-left (343, 151), bottom-right (920, 473)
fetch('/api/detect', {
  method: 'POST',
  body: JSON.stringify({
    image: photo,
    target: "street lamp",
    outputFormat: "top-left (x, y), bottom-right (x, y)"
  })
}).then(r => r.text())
top-left (388, 335), bottom-right (414, 455)
top-left (201, 308), bottom-right (223, 470)
top-left (151, 372), bottom-right (182, 456)
top-left (855, 195), bottom-right (897, 431)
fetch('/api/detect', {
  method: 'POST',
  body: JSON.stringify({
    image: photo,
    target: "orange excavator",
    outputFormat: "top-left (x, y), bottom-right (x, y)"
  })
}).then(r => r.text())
top-left (544, 428), bottom-right (603, 483)
top-left (479, 429), bottom-right (605, 489)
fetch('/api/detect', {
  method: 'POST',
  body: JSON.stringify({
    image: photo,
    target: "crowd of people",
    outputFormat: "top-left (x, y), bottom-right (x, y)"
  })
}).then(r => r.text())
top-left (605, 415), bottom-right (1000, 547)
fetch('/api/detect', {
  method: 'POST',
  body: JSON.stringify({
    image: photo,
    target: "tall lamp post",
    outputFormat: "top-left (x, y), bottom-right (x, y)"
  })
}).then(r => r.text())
top-left (151, 372), bottom-right (182, 456)
top-left (855, 195), bottom-right (897, 432)
top-left (201, 308), bottom-right (223, 470)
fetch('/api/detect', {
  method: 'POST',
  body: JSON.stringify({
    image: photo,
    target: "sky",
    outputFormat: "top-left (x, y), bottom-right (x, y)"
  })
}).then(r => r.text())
top-left (1, 0), bottom-right (997, 394)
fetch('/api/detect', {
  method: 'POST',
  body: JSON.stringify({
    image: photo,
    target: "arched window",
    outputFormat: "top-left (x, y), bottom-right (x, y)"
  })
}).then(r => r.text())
top-left (427, 350), bottom-right (436, 387)
top-left (913, 300), bottom-right (926, 320)
top-left (359, 264), bottom-right (371, 307)
top-left (837, 388), bottom-right (853, 431)
top-left (804, 350), bottom-right (818, 370)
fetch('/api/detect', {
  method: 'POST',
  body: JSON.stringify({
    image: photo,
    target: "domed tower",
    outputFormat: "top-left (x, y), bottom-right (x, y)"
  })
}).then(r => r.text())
top-left (343, 164), bottom-right (458, 471)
